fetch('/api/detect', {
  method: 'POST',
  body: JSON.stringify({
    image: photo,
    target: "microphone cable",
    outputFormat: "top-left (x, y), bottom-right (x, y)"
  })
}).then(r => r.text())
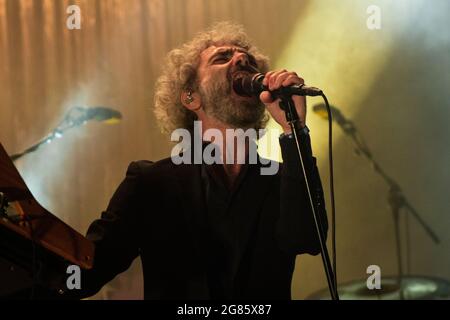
top-left (320, 93), bottom-right (338, 296)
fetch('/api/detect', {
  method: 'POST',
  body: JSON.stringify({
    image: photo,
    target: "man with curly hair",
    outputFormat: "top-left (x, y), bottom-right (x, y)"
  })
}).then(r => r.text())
top-left (56, 22), bottom-right (328, 300)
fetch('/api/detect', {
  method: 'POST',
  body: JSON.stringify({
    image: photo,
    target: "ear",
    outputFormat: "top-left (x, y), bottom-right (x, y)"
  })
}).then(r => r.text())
top-left (181, 90), bottom-right (201, 111)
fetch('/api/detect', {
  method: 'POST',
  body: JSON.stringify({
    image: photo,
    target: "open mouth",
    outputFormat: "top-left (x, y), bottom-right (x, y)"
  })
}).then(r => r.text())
top-left (230, 70), bottom-right (251, 82)
top-left (230, 71), bottom-right (254, 97)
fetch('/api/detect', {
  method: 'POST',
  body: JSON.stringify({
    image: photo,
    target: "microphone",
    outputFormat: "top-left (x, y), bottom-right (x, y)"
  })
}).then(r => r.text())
top-left (9, 106), bottom-right (122, 162)
top-left (66, 106), bottom-right (122, 125)
top-left (313, 103), bottom-right (356, 134)
top-left (232, 72), bottom-right (323, 98)
top-left (83, 106), bottom-right (122, 123)
top-left (312, 103), bottom-right (347, 126)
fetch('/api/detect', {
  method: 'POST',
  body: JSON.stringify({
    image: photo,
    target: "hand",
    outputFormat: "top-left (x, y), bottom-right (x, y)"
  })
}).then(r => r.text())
top-left (259, 69), bottom-right (306, 134)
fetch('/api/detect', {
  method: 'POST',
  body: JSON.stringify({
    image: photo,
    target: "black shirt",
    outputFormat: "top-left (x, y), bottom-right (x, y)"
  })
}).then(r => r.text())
top-left (200, 133), bottom-right (316, 299)
top-left (201, 158), bottom-right (253, 299)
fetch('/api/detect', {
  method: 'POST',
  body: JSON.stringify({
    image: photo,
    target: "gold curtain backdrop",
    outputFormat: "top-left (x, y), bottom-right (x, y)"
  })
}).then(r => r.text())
top-left (0, 0), bottom-right (305, 232)
top-left (1, 0), bottom-right (449, 299)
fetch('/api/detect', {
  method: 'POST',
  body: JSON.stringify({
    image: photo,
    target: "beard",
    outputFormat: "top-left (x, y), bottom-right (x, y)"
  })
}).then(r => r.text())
top-left (198, 72), bottom-right (267, 130)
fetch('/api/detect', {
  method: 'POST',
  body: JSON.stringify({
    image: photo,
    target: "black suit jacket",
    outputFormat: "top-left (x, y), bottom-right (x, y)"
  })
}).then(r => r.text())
top-left (67, 135), bottom-right (328, 300)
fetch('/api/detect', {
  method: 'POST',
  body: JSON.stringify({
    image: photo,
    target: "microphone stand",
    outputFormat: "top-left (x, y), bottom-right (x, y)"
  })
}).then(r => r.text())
top-left (10, 107), bottom-right (91, 162)
top-left (279, 95), bottom-right (339, 300)
top-left (336, 117), bottom-right (440, 300)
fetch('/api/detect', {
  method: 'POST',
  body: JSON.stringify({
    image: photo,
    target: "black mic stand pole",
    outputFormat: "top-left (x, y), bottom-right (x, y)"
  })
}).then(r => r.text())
top-left (337, 118), bottom-right (440, 300)
top-left (279, 95), bottom-right (339, 300)
top-left (11, 129), bottom-right (65, 162)
top-left (10, 107), bottom-right (89, 162)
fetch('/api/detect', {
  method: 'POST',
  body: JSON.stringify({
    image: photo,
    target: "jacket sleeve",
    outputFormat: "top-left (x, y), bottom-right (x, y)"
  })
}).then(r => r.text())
top-left (59, 161), bottom-right (144, 299)
top-left (276, 132), bottom-right (328, 255)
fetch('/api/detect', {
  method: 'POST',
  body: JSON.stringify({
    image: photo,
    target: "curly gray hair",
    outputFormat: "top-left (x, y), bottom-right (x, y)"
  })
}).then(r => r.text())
top-left (153, 22), bottom-right (270, 134)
